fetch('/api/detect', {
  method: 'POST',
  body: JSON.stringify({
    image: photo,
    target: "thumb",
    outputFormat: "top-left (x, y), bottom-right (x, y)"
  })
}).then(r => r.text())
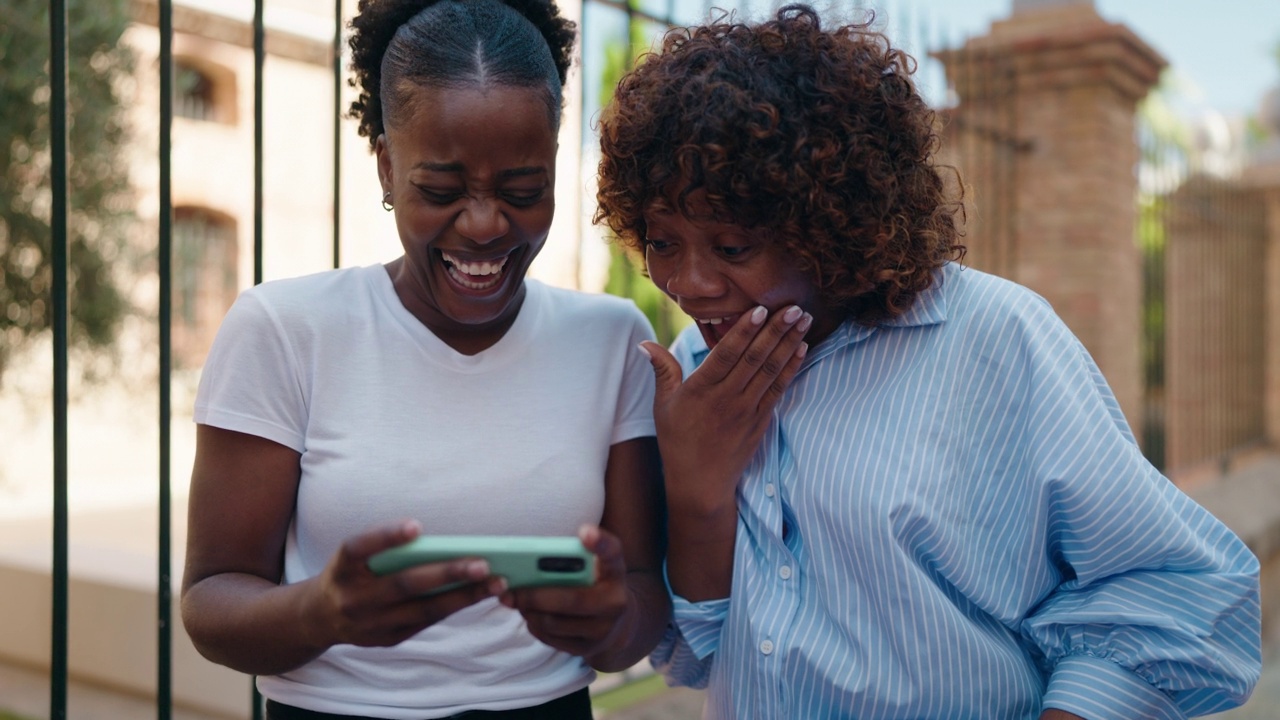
top-left (638, 341), bottom-right (682, 399)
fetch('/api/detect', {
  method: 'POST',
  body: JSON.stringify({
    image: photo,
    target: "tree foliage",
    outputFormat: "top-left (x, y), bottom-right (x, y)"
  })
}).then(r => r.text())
top-left (0, 0), bottom-right (134, 380)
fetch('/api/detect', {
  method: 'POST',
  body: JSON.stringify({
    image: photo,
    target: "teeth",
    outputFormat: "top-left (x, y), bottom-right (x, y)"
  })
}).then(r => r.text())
top-left (442, 252), bottom-right (508, 277)
top-left (449, 268), bottom-right (501, 290)
top-left (698, 317), bottom-right (732, 325)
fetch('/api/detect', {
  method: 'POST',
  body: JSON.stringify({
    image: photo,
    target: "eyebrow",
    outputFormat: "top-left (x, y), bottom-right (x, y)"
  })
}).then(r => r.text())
top-left (412, 162), bottom-right (547, 179)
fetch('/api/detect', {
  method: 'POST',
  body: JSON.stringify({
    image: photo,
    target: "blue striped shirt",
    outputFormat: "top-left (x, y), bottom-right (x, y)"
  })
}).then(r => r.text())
top-left (651, 264), bottom-right (1260, 719)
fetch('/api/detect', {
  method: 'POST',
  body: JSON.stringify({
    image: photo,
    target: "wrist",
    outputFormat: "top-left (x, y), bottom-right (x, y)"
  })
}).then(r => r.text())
top-left (664, 475), bottom-right (739, 521)
top-left (296, 577), bottom-right (340, 654)
top-left (587, 585), bottom-right (639, 672)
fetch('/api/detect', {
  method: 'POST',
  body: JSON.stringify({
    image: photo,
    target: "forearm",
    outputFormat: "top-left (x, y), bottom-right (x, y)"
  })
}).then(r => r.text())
top-left (182, 573), bottom-right (332, 676)
top-left (587, 568), bottom-right (671, 672)
top-left (665, 500), bottom-right (737, 602)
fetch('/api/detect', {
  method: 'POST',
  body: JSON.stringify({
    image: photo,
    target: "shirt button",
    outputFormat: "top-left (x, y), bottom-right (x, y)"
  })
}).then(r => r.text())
top-left (764, 483), bottom-right (776, 498)
top-left (778, 565), bottom-right (792, 580)
top-left (760, 639), bottom-right (774, 655)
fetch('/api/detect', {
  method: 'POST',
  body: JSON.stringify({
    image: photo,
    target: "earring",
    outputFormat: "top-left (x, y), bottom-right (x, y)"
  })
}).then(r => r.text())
top-left (381, 191), bottom-right (393, 212)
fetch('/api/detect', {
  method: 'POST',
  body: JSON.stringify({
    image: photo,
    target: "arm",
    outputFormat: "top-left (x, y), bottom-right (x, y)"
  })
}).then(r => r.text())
top-left (589, 435), bottom-right (671, 670)
top-left (503, 436), bottom-right (671, 672)
top-left (1012, 308), bottom-right (1261, 719)
top-left (181, 425), bottom-right (500, 675)
top-left (644, 306), bottom-right (810, 601)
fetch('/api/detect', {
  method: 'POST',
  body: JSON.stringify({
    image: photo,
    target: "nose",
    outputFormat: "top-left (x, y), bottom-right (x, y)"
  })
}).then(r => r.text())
top-left (455, 196), bottom-right (509, 245)
top-left (660, 249), bottom-right (725, 302)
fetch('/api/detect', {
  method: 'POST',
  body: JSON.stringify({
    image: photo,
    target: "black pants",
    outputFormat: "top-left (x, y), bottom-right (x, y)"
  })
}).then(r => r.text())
top-left (264, 687), bottom-right (592, 720)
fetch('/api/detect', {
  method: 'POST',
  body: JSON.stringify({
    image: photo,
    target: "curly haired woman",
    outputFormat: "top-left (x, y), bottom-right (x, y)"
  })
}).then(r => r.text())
top-left (180, 2), bottom-right (669, 718)
top-left (596, 5), bottom-right (1260, 719)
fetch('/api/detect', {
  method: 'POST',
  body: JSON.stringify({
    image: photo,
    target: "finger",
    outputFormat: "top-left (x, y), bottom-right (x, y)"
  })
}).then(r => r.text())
top-left (579, 524), bottom-right (626, 584)
top-left (730, 305), bottom-right (806, 382)
top-left (333, 520), bottom-right (422, 582)
top-left (638, 341), bottom-right (684, 401)
top-left (690, 305), bottom-right (769, 385)
top-left (376, 577), bottom-right (505, 641)
top-left (522, 611), bottom-right (604, 645)
top-left (741, 311), bottom-right (811, 408)
top-left (393, 558), bottom-right (493, 598)
top-left (756, 339), bottom-right (807, 414)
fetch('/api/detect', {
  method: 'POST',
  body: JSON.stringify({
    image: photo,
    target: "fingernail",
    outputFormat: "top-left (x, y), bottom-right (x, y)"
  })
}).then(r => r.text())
top-left (636, 343), bottom-right (651, 358)
top-left (796, 342), bottom-right (808, 359)
top-left (467, 560), bottom-right (489, 576)
top-left (751, 306), bottom-right (767, 324)
top-left (783, 306), bottom-right (802, 323)
top-left (489, 577), bottom-right (508, 595)
top-left (797, 313), bottom-right (813, 332)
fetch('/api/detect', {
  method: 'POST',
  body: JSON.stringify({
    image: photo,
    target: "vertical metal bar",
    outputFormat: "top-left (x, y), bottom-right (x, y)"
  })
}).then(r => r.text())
top-left (333, 0), bottom-right (343, 270)
top-left (48, 0), bottom-right (70, 713)
top-left (254, 0), bottom-right (266, 287)
top-left (157, 0), bottom-right (175, 716)
top-left (252, 2), bottom-right (266, 717)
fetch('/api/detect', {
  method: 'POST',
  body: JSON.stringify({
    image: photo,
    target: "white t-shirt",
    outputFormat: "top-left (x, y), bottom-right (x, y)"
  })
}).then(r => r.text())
top-left (193, 265), bottom-right (657, 718)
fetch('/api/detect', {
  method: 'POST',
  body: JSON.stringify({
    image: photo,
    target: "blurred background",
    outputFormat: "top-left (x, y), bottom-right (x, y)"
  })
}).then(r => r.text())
top-left (2, 0), bottom-right (1279, 717)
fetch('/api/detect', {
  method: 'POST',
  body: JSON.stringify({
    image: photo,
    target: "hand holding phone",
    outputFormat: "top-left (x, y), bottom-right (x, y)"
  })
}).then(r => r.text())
top-left (367, 535), bottom-right (595, 593)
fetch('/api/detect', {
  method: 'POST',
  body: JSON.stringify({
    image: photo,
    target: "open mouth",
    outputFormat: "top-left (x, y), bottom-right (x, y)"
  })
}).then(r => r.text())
top-left (694, 313), bottom-right (741, 346)
top-left (440, 251), bottom-right (510, 291)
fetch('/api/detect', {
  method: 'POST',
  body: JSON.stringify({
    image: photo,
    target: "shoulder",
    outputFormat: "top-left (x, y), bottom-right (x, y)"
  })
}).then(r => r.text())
top-left (936, 265), bottom-right (1090, 383)
top-left (242, 266), bottom-right (374, 308)
top-left (235, 266), bottom-right (379, 323)
top-left (940, 265), bottom-right (1066, 341)
top-left (943, 264), bottom-right (1050, 316)
top-left (222, 266), bottom-right (384, 349)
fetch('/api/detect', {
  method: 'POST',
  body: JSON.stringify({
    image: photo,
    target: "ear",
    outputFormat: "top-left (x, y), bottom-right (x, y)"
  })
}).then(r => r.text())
top-left (374, 133), bottom-right (392, 194)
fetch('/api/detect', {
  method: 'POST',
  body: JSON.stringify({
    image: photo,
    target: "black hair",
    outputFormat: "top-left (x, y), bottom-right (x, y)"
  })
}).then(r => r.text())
top-left (348, 0), bottom-right (576, 148)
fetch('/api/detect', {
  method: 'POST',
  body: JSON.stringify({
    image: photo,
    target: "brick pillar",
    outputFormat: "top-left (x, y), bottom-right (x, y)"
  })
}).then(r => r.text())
top-left (934, 1), bottom-right (1165, 437)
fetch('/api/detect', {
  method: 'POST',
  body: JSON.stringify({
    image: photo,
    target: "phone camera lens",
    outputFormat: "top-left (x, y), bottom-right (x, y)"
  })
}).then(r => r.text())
top-left (537, 556), bottom-right (585, 573)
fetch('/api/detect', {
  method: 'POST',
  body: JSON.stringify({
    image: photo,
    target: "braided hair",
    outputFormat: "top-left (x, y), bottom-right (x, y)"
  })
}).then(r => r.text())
top-left (348, 0), bottom-right (576, 149)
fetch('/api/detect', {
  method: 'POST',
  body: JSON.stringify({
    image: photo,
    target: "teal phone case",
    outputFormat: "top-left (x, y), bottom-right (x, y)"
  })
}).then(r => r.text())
top-left (367, 535), bottom-right (595, 592)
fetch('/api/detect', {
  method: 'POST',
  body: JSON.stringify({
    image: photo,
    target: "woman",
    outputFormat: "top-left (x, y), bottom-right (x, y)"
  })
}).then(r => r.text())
top-left (181, 2), bottom-right (669, 718)
top-left (595, 4), bottom-right (1260, 719)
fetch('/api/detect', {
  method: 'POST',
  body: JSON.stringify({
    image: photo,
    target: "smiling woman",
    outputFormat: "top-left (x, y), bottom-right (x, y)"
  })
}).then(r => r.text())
top-left (376, 84), bottom-right (557, 354)
top-left (178, 2), bottom-right (670, 719)
top-left (595, 4), bottom-right (1261, 719)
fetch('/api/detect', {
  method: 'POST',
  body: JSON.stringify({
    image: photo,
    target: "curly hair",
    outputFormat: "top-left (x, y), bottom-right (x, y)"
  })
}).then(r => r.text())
top-left (595, 4), bottom-right (965, 326)
top-left (347, 0), bottom-right (576, 149)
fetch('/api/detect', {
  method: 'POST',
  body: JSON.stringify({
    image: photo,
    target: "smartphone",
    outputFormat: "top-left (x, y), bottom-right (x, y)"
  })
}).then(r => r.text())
top-left (367, 535), bottom-right (595, 593)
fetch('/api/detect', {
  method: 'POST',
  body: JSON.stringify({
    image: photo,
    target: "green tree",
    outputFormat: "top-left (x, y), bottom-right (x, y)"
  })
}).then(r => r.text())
top-left (0, 0), bottom-right (134, 382)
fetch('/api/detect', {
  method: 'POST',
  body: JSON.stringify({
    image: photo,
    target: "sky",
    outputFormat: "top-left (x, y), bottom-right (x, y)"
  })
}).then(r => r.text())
top-left (880, 0), bottom-right (1280, 120)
